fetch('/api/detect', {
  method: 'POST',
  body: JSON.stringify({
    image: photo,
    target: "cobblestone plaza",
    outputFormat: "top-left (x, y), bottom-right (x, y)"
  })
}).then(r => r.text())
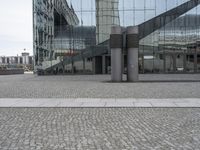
top-left (0, 74), bottom-right (200, 149)
top-left (0, 108), bottom-right (200, 150)
top-left (0, 74), bottom-right (200, 98)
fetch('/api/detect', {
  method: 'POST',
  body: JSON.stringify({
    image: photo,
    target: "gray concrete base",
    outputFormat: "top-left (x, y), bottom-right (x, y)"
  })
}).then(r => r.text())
top-left (0, 98), bottom-right (200, 108)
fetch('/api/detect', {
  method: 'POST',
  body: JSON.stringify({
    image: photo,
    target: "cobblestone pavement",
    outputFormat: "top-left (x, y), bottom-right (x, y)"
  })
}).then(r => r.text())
top-left (0, 74), bottom-right (200, 98)
top-left (0, 108), bottom-right (200, 150)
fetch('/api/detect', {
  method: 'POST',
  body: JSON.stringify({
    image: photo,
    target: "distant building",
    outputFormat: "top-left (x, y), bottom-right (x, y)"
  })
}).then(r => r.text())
top-left (0, 53), bottom-right (33, 71)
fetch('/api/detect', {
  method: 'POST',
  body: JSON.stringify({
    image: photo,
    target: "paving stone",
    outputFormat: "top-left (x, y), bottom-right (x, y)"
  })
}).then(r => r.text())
top-left (0, 74), bottom-right (200, 98)
top-left (0, 108), bottom-right (200, 149)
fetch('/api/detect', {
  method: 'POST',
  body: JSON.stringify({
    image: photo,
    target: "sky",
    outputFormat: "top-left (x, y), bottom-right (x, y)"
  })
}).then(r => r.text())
top-left (0, 0), bottom-right (194, 57)
top-left (0, 0), bottom-right (33, 56)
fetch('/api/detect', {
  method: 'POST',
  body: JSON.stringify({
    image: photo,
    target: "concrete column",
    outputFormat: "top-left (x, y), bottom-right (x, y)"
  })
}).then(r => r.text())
top-left (18, 57), bottom-right (21, 64)
top-left (194, 53), bottom-right (197, 73)
top-left (183, 53), bottom-right (187, 72)
top-left (71, 60), bottom-right (74, 74)
top-left (26, 56), bottom-right (29, 65)
top-left (127, 26), bottom-right (139, 82)
top-left (196, 42), bottom-right (200, 72)
top-left (173, 54), bottom-right (176, 72)
top-left (9, 57), bottom-right (11, 64)
top-left (92, 57), bottom-right (96, 74)
top-left (22, 56), bottom-right (26, 64)
top-left (102, 55), bottom-right (106, 74)
top-left (83, 58), bottom-right (86, 73)
top-left (110, 26), bottom-right (123, 82)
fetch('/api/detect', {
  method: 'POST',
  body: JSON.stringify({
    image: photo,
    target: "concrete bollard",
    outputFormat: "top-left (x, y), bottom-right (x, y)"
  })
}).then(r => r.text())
top-left (127, 26), bottom-right (139, 82)
top-left (110, 26), bottom-right (123, 82)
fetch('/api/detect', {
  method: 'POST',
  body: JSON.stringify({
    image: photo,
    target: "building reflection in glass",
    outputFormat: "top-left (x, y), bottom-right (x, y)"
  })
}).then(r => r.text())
top-left (33, 0), bottom-right (200, 74)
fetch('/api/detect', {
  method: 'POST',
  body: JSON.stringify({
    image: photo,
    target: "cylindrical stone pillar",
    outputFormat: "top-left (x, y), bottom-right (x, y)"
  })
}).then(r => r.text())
top-left (110, 26), bottom-right (123, 82)
top-left (127, 26), bottom-right (139, 82)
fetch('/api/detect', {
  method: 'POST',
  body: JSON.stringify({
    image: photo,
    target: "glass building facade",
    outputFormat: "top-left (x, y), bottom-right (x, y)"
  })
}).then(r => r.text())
top-left (33, 0), bottom-right (200, 74)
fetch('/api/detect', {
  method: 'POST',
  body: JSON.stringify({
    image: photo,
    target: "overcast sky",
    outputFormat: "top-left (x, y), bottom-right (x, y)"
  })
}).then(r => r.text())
top-left (0, 0), bottom-right (195, 57)
top-left (0, 0), bottom-right (32, 56)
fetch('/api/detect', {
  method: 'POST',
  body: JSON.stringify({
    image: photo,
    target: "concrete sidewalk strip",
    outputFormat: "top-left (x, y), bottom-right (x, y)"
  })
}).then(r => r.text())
top-left (0, 98), bottom-right (199, 107)
top-left (75, 98), bottom-right (102, 103)
top-left (81, 102), bottom-right (106, 107)
top-left (100, 98), bottom-right (116, 103)
top-left (0, 99), bottom-right (19, 107)
top-left (174, 102), bottom-right (200, 107)
top-left (150, 102), bottom-right (178, 107)
top-left (55, 102), bottom-right (83, 107)
top-left (134, 102), bottom-right (153, 107)
top-left (12, 99), bottom-right (49, 107)
top-left (106, 101), bottom-right (135, 107)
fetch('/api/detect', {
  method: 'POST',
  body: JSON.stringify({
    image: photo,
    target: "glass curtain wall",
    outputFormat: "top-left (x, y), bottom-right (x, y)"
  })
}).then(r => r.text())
top-left (33, 0), bottom-right (200, 74)
top-left (136, 0), bottom-right (200, 73)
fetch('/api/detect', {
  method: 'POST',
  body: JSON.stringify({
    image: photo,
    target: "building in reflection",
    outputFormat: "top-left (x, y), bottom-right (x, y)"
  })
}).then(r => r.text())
top-left (96, 0), bottom-right (120, 44)
top-left (33, 0), bottom-right (200, 75)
